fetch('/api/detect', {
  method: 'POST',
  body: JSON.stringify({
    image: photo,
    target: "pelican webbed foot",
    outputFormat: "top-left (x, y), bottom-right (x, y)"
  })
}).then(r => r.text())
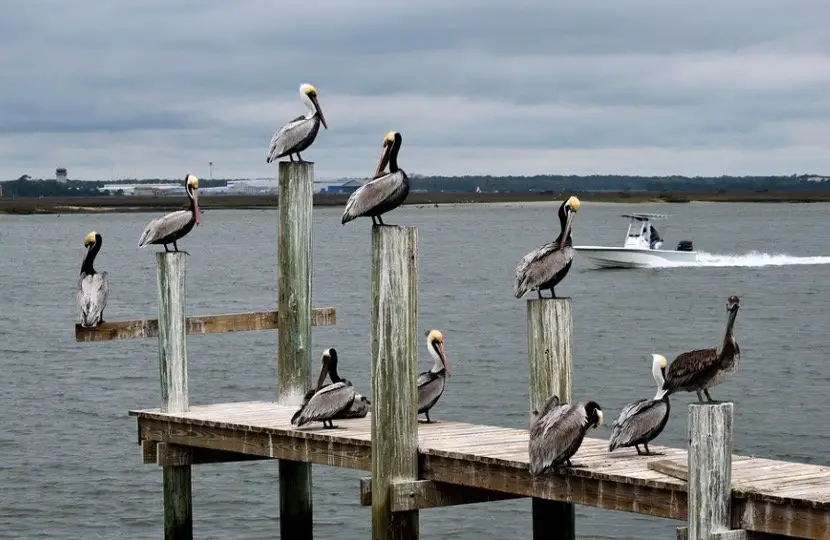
top-left (640, 444), bottom-right (663, 456)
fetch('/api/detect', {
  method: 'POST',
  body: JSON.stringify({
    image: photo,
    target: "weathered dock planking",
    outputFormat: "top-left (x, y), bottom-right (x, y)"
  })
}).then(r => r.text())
top-left (130, 401), bottom-right (830, 539)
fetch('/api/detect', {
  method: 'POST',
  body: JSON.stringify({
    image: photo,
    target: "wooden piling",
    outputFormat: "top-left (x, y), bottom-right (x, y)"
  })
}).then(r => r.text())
top-left (370, 226), bottom-right (420, 540)
top-left (688, 403), bottom-right (736, 540)
top-left (155, 252), bottom-right (192, 540)
top-left (277, 161), bottom-right (314, 539)
top-left (526, 298), bottom-right (575, 540)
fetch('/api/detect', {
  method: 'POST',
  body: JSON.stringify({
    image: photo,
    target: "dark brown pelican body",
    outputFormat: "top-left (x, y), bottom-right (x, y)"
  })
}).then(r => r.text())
top-left (266, 83), bottom-right (328, 163)
top-left (661, 296), bottom-right (741, 403)
top-left (609, 354), bottom-right (671, 455)
top-left (291, 348), bottom-right (366, 428)
top-left (418, 330), bottom-right (450, 423)
top-left (513, 196), bottom-right (580, 299)
top-left (137, 174), bottom-right (200, 253)
top-left (529, 395), bottom-right (603, 475)
top-left (341, 131), bottom-right (409, 226)
top-left (76, 231), bottom-right (109, 327)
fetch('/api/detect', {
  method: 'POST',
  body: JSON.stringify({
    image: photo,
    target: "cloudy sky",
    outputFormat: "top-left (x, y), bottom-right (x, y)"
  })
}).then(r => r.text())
top-left (2, 0), bottom-right (829, 180)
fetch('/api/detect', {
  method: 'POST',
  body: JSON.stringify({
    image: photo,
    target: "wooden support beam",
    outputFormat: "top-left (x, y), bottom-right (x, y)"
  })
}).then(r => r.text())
top-left (74, 307), bottom-right (336, 342)
top-left (155, 252), bottom-right (192, 540)
top-left (677, 526), bottom-right (753, 540)
top-left (277, 161), bottom-right (314, 540)
top-left (688, 402), bottom-right (734, 540)
top-left (527, 298), bottom-right (575, 540)
top-left (359, 477), bottom-right (523, 511)
top-left (371, 225), bottom-right (420, 540)
top-left (144, 443), bottom-right (271, 466)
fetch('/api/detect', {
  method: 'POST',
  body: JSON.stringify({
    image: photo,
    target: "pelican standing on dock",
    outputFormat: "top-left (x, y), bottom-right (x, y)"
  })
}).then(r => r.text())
top-left (513, 196), bottom-right (580, 299)
top-left (291, 348), bottom-right (365, 428)
top-left (660, 296), bottom-right (741, 403)
top-left (76, 231), bottom-right (109, 327)
top-left (529, 395), bottom-right (603, 475)
top-left (608, 354), bottom-right (671, 455)
top-left (341, 131), bottom-right (409, 226)
top-left (266, 83), bottom-right (328, 164)
top-left (418, 329), bottom-right (450, 423)
top-left (137, 174), bottom-right (200, 253)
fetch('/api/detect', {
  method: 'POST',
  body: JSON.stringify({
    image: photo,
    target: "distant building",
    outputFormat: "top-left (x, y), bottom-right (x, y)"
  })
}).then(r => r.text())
top-left (56, 168), bottom-right (68, 183)
top-left (325, 179), bottom-right (364, 194)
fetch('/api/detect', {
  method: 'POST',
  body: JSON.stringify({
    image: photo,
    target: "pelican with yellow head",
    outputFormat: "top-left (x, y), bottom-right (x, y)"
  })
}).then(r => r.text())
top-left (341, 130), bottom-right (410, 226)
top-left (267, 83), bottom-right (328, 164)
top-left (77, 230), bottom-right (109, 327)
top-left (137, 173), bottom-right (200, 253)
top-left (418, 329), bottom-right (450, 423)
top-left (513, 196), bottom-right (581, 299)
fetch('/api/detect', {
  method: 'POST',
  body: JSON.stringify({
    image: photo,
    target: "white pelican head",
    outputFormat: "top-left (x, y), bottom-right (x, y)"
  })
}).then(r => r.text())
top-left (425, 329), bottom-right (449, 376)
top-left (559, 195), bottom-right (580, 249)
top-left (299, 83), bottom-right (327, 129)
top-left (83, 231), bottom-right (99, 247)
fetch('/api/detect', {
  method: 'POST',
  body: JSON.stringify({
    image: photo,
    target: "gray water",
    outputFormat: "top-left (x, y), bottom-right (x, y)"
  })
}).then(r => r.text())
top-left (2, 201), bottom-right (829, 539)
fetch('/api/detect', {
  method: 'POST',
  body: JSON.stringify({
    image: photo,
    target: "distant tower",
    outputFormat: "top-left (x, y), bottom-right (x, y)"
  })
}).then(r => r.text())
top-left (56, 168), bottom-right (68, 183)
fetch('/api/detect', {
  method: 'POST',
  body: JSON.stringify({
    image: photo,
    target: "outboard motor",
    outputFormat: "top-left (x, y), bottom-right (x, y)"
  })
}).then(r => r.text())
top-left (676, 240), bottom-right (694, 252)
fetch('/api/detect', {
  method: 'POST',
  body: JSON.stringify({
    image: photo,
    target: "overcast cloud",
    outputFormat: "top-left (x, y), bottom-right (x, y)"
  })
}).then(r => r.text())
top-left (2, 0), bottom-right (829, 180)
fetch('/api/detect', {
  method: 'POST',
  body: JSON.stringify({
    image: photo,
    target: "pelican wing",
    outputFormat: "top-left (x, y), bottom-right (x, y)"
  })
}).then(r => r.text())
top-left (76, 272), bottom-right (109, 327)
top-left (340, 392), bottom-right (370, 419)
top-left (529, 403), bottom-right (588, 475)
top-left (417, 370), bottom-right (446, 413)
top-left (290, 381), bottom-right (356, 426)
top-left (341, 171), bottom-right (407, 224)
top-left (138, 210), bottom-right (192, 247)
top-left (609, 399), bottom-right (668, 450)
top-left (267, 115), bottom-right (314, 162)
top-left (513, 243), bottom-right (574, 298)
top-left (663, 347), bottom-right (719, 392)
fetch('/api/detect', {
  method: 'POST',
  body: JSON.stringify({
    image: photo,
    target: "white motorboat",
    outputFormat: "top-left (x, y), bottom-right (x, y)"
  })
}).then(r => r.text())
top-left (574, 213), bottom-right (698, 269)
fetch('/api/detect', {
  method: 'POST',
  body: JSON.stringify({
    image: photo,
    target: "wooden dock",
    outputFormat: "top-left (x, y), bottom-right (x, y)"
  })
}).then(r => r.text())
top-left (76, 162), bottom-right (830, 539)
top-left (131, 401), bottom-right (829, 539)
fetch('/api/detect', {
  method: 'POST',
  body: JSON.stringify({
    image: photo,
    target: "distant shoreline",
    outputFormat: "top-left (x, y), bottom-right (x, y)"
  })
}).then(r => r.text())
top-left (2, 190), bottom-right (829, 214)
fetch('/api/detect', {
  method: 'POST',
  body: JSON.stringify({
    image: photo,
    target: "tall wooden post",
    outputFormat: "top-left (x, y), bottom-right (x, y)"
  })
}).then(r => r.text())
top-left (277, 162), bottom-right (314, 539)
top-left (527, 298), bottom-right (574, 540)
top-left (688, 403), bottom-right (734, 540)
top-left (371, 226), bottom-right (420, 540)
top-left (155, 252), bottom-right (192, 540)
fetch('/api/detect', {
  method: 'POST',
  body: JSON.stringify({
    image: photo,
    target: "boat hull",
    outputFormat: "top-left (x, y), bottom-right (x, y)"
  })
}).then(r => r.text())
top-left (574, 246), bottom-right (698, 269)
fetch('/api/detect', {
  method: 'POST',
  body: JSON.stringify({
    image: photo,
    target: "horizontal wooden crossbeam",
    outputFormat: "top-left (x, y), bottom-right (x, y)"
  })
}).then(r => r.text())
top-left (75, 307), bottom-right (336, 342)
top-left (359, 477), bottom-right (523, 511)
top-left (649, 459), bottom-right (689, 481)
top-left (677, 526), bottom-right (755, 540)
top-left (142, 441), bottom-right (271, 466)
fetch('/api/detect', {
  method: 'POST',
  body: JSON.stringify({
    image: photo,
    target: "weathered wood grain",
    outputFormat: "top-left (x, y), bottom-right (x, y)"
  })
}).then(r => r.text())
top-left (649, 459), bottom-right (689, 481)
top-left (74, 307), bottom-right (337, 342)
top-left (527, 298), bottom-right (574, 540)
top-left (689, 403), bottom-right (734, 540)
top-left (154, 252), bottom-right (192, 540)
top-left (359, 477), bottom-right (523, 511)
top-left (277, 161), bottom-right (314, 539)
top-left (371, 225), bottom-right (420, 539)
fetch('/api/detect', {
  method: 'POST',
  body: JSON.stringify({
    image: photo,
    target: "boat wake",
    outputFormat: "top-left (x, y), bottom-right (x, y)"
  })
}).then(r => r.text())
top-left (653, 251), bottom-right (830, 268)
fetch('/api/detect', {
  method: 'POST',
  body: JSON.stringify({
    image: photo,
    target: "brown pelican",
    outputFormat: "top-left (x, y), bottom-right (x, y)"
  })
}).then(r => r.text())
top-left (291, 348), bottom-right (366, 428)
top-left (529, 395), bottom-right (603, 475)
top-left (266, 83), bottom-right (328, 164)
top-left (418, 329), bottom-right (450, 423)
top-left (137, 174), bottom-right (200, 253)
top-left (513, 196), bottom-right (581, 299)
top-left (341, 131), bottom-right (409, 226)
top-left (608, 354), bottom-right (671, 455)
top-left (660, 296), bottom-right (741, 403)
top-left (76, 231), bottom-right (109, 327)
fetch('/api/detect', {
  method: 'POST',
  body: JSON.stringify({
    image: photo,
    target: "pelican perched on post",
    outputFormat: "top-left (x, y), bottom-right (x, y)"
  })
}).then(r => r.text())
top-left (660, 296), bottom-right (741, 403)
top-left (341, 131), bottom-right (409, 226)
top-left (418, 329), bottom-right (450, 423)
top-left (609, 354), bottom-right (671, 455)
top-left (529, 394), bottom-right (603, 475)
top-left (513, 196), bottom-right (580, 299)
top-left (266, 83), bottom-right (328, 164)
top-left (291, 348), bottom-right (366, 428)
top-left (76, 231), bottom-right (109, 327)
top-left (137, 174), bottom-right (200, 253)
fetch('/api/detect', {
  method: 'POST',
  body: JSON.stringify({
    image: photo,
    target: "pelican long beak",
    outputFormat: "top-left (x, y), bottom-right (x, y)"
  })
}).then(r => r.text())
top-left (315, 362), bottom-right (329, 391)
top-left (311, 95), bottom-right (327, 129)
top-left (438, 343), bottom-right (450, 377)
top-left (192, 189), bottom-right (200, 226)
top-left (559, 209), bottom-right (575, 249)
top-left (374, 143), bottom-right (392, 179)
top-left (595, 410), bottom-right (604, 428)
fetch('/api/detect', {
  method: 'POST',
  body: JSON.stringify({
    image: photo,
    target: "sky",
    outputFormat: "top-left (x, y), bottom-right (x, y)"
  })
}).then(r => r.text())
top-left (2, 0), bottom-right (829, 181)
